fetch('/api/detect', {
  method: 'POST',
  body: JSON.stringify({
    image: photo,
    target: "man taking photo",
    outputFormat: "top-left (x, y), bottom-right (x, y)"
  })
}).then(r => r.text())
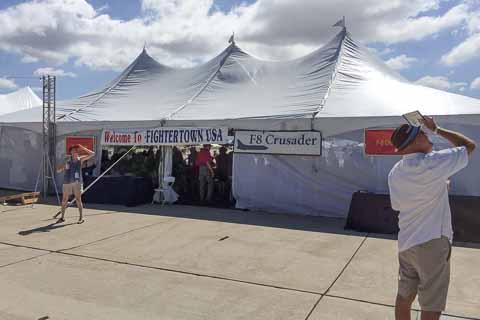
top-left (388, 116), bottom-right (475, 320)
top-left (56, 144), bottom-right (95, 224)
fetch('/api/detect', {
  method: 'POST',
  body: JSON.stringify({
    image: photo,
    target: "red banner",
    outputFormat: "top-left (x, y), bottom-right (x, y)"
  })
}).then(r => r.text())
top-left (364, 129), bottom-right (398, 155)
top-left (66, 136), bottom-right (95, 156)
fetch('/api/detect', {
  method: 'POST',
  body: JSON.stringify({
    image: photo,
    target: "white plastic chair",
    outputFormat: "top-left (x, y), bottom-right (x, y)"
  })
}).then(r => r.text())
top-left (152, 176), bottom-right (178, 205)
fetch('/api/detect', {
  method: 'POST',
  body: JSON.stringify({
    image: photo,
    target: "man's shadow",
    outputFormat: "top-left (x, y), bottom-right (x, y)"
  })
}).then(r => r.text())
top-left (18, 221), bottom-right (77, 236)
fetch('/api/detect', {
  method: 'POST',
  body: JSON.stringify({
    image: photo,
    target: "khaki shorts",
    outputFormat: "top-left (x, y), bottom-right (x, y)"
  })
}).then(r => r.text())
top-left (63, 182), bottom-right (82, 196)
top-left (398, 236), bottom-right (452, 312)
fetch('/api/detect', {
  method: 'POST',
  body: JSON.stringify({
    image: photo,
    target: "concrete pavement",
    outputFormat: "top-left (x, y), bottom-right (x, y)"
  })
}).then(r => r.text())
top-left (0, 203), bottom-right (478, 319)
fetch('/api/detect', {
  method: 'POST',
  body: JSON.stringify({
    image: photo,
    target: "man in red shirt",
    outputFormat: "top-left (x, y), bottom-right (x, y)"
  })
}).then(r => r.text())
top-left (195, 144), bottom-right (215, 203)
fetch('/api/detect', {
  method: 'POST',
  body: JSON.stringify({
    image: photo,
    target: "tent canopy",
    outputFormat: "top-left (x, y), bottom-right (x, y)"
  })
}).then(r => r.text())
top-left (0, 87), bottom-right (41, 116)
top-left (1, 27), bottom-right (479, 135)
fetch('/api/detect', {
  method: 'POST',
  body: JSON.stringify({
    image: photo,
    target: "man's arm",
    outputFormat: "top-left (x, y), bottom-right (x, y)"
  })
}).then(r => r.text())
top-left (56, 164), bottom-right (66, 173)
top-left (206, 161), bottom-right (215, 176)
top-left (78, 144), bottom-right (96, 162)
top-left (421, 116), bottom-right (476, 155)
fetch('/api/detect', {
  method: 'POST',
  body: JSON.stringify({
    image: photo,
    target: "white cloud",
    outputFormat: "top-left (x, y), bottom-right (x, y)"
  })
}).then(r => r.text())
top-left (466, 5), bottom-right (480, 34)
top-left (21, 55), bottom-right (39, 63)
top-left (34, 67), bottom-right (77, 78)
top-left (415, 75), bottom-right (467, 91)
top-left (0, 0), bottom-right (474, 71)
top-left (367, 47), bottom-right (394, 56)
top-left (380, 47), bottom-right (394, 56)
top-left (0, 77), bottom-right (18, 89)
top-left (470, 77), bottom-right (480, 90)
top-left (441, 7), bottom-right (480, 66)
top-left (366, 3), bottom-right (469, 43)
top-left (441, 33), bottom-right (480, 66)
top-left (385, 54), bottom-right (417, 70)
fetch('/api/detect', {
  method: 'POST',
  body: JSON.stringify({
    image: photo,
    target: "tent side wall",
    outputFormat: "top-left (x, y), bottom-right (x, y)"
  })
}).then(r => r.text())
top-left (0, 125), bottom-right (43, 191)
top-left (232, 131), bottom-right (391, 217)
top-left (233, 122), bottom-right (480, 217)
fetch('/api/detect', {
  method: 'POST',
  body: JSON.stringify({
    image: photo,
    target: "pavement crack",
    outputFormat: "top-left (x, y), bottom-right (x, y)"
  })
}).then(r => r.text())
top-left (58, 219), bottom-right (172, 252)
top-left (0, 218), bottom-right (169, 254)
top-left (0, 251), bottom-right (53, 269)
top-left (55, 250), bottom-right (323, 296)
top-left (323, 294), bottom-right (480, 320)
top-left (304, 233), bottom-right (369, 320)
top-left (0, 241), bottom-right (53, 253)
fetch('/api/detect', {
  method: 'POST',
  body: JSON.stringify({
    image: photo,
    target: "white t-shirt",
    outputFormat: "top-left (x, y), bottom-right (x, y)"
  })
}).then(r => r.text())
top-left (388, 146), bottom-right (468, 252)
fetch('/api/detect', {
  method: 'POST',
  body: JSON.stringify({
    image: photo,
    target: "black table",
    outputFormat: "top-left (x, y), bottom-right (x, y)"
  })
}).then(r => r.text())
top-left (83, 175), bottom-right (154, 207)
top-left (345, 191), bottom-right (480, 243)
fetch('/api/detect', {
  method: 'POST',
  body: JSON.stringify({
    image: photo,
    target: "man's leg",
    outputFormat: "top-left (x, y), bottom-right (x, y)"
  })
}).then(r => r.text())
top-left (199, 168), bottom-right (206, 202)
top-left (417, 237), bottom-right (451, 320)
top-left (73, 183), bottom-right (83, 223)
top-left (397, 249), bottom-right (419, 320)
top-left (206, 175), bottom-right (213, 202)
top-left (395, 293), bottom-right (416, 320)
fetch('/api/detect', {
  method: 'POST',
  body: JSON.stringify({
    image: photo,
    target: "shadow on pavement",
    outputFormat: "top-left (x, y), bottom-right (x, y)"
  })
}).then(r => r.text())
top-left (79, 202), bottom-right (367, 238)
top-left (36, 197), bottom-right (480, 248)
top-left (18, 221), bottom-right (77, 236)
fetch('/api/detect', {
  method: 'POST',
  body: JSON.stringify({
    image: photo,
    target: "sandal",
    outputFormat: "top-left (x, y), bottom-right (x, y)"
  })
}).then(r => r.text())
top-left (56, 218), bottom-right (65, 224)
top-left (77, 219), bottom-right (85, 224)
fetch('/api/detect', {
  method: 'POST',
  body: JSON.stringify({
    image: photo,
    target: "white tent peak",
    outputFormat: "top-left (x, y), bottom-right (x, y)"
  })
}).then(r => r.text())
top-left (332, 16), bottom-right (346, 28)
top-left (0, 86), bottom-right (42, 116)
top-left (228, 32), bottom-right (235, 45)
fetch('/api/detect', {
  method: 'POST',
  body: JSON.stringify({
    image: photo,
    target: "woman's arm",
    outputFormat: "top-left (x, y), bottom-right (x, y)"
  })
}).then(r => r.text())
top-left (56, 163), bottom-right (66, 173)
top-left (78, 144), bottom-right (96, 162)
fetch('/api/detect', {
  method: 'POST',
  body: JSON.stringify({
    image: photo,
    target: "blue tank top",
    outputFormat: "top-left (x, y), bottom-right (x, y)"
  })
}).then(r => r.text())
top-left (64, 158), bottom-right (82, 184)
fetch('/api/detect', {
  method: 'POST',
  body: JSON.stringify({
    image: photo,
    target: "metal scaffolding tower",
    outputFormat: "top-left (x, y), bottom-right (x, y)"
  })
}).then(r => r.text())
top-left (42, 75), bottom-right (57, 197)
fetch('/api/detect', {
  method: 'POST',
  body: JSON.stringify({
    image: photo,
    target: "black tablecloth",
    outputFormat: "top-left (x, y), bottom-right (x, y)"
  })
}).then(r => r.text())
top-left (83, 175), bottom-right (154, 207)
top-left (345, 191), bottom-right (480, 243)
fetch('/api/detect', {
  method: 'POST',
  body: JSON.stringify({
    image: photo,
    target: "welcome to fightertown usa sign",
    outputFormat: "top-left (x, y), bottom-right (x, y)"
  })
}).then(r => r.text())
top-left (101, 127), bottom-right (228, 146)
top-left (234, 131), bottom-right (322, 156)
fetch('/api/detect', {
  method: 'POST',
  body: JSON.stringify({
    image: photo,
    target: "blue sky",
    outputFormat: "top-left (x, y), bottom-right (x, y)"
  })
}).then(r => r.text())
top-left (0, 0), bottom-right (479, 100)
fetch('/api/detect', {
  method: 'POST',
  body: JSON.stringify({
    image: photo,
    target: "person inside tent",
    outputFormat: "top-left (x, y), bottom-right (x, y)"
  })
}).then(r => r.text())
top-left (56, 144), bottom-right (95, 224)
top-left (185, 146), bottom-right (198, 202)
top-left (172, 146), bottom-right (187, 196)
top-left (195, 144), bottom-right (215, 204)
top-left (215, 146), bottom-right (232, 202)
top-left (388, 116), bottom-right (475, 320)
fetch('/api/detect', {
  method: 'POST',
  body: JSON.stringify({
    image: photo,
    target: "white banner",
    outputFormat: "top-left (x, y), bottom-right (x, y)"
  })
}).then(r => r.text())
top-left (101, 127), bottom-right (228, 146)
top-left (234, 131), bottom-right (322, 155)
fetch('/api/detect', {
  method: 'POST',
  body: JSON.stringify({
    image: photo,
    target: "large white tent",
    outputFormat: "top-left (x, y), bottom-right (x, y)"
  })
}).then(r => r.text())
top-left (1, 27), bottom-right (479, 216)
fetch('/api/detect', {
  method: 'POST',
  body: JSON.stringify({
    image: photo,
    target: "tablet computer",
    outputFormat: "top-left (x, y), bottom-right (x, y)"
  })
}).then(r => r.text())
top-left (403, 111), bottom-right (424, 127)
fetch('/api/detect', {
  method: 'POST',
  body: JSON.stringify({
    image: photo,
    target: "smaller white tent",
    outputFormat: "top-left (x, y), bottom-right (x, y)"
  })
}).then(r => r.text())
top-left (0, 87), bottom-right (42, 115)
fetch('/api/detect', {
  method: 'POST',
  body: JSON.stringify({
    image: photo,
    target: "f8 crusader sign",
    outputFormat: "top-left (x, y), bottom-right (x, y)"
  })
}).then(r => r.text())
top-left (234, 131), bottom-right (322, 156)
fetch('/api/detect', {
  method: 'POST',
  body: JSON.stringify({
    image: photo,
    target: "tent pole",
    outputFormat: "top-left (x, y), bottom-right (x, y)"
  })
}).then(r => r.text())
top-left (32, 157), bottom-right (44, 208)
top-left (47, 157), bottom-right (61, 206)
